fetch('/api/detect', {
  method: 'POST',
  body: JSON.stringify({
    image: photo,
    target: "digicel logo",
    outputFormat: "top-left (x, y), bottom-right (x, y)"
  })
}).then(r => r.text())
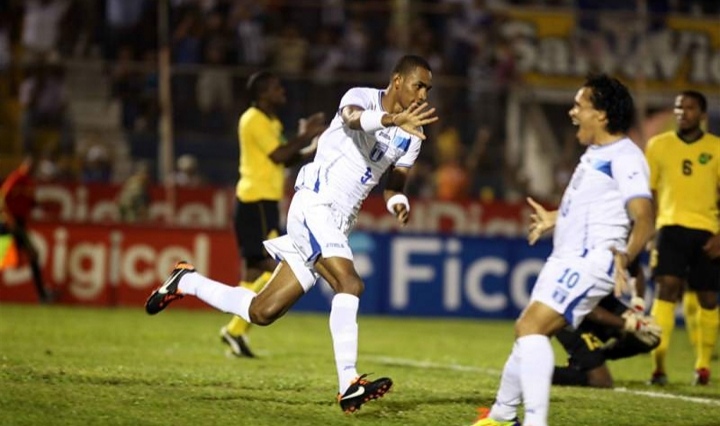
top-left (1, 226), bottom-right (209, 301)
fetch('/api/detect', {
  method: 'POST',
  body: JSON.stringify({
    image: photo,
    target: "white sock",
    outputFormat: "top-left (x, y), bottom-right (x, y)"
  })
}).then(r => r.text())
top-left (179, 272), bottom-right (256, 322)
top-left (329, 293), bottom-right (359, 394)
top-left (489, 342), bottom-right (522, 421)
top-left (517, 334), bottom-right (553, 426)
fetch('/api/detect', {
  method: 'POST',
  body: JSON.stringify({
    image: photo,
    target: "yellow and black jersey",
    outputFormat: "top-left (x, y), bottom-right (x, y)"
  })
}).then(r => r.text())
top-left (236, 107), bottom-right (286, 202)
top-left (645, 130), bottom-right (720, 234)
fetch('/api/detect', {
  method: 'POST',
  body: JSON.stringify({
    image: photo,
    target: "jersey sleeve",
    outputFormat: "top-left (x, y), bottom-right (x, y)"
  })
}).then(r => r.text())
top-left (644, 137), bottom-right (659, 191)
top-left (612, 150), bottom-right (652, 203)
top-left (395, 137), bottom-right (422, 168)
top-left (338, 87), bottom-right (376, 111)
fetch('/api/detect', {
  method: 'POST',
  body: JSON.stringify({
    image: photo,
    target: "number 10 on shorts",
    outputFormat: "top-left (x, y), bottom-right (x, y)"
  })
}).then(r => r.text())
top-left (553, 268), bottom-right (580, 304)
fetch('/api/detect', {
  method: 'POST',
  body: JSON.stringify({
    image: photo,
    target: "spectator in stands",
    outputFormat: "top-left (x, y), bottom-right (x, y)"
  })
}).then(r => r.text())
top-left (196, 42), bottom-right (233, 132)
top-left (117, 161), bottom-right (151, 223)
top-left (0, 156), bottom-right (52, 303)
top-left (20, 0), bottom-right (70, 63)
top-left (81, 144), bottom-right (113, 183)
top-left (137, 49), bottom-right (159, 131)
top-left (229, 2), bottom-right (267, 66)
top-left (110, 45), bottom-right (144, 131)
top-left (103, 0), bottom-right (148, 60)
top-left (19, 58), bottom-right (75, 156)
top-left (172, 154), bottom-right (205, 188)
top-left (433, 122), bottom-right (470, 201)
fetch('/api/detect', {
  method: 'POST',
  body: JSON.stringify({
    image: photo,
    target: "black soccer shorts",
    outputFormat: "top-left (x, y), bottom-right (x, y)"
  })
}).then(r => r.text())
top-left (233, 199), bottom-right (281, 263)
top-left (556, 327), bottom-right (607, 371)
top-left (651, 225), bottom-right (720, 292)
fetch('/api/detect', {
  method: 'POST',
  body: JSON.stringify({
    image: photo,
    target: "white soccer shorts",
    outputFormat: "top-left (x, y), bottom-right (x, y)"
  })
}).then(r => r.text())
top-left (530, 255), bottom-right (615, 328)
top-left (263, 189), bottom-right (356, 292)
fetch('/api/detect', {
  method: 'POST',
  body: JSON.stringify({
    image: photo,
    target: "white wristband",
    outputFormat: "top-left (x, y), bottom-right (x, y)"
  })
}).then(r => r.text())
top-left (386, 194), bottom-right (410, 214)
top-left (359, 110), bottom-right (386, 133)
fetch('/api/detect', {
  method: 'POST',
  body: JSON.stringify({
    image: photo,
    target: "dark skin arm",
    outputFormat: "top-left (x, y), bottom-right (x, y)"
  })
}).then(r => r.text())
top-left (384, 166), bottom-right (411, 226)
top-left (268, 112), bottom-right (326, 165)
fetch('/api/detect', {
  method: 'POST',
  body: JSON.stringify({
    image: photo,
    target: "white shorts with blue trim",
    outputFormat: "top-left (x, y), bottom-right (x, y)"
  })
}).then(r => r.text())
top-left (530, 255), bottom-right (614, 329)
top-left (263, 189), bottom-right (356, 292)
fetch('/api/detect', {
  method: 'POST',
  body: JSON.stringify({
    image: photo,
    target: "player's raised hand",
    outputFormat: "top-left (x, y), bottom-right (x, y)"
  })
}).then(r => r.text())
top-left (391, 102), bottom-right (438, 139)
top-left (303, 112), bottom-right (327, 138)
top-left (526, 197), bottom-right (555, 245)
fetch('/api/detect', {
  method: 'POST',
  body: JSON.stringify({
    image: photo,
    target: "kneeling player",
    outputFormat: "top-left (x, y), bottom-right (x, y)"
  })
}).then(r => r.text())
top-left (553, 293), bottom-right (661, 388)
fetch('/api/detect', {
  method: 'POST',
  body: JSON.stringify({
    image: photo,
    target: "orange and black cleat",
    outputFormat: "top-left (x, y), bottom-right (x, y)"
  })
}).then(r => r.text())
top-left (145, 261), bottom-right (195, 315)
top-left (337, 374), bottom-right (392, 413)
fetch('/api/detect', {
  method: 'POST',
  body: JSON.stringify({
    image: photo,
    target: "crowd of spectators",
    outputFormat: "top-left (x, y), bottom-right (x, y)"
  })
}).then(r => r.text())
top-left (1, 0), bottom-right (717, 203)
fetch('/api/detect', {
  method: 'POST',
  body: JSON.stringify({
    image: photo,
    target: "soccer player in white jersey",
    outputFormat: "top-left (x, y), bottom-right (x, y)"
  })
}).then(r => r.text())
top-left (472, 74), bottom-right (655, 426)
top-left (144, 55), bottom-right (438, 413)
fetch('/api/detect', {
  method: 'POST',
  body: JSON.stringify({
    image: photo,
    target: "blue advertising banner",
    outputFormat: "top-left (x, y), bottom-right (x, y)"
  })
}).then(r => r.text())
top-left (293, 232), bottom-right (554, 318)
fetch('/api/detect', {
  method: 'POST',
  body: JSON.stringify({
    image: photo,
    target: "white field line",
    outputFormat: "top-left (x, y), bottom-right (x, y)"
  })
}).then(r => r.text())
top-left (367, 355), bottom-right (720, 407)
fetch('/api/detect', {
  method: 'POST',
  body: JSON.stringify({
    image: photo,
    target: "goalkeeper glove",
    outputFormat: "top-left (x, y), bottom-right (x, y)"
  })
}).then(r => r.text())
top-left (630, 296), bottom-right (646, 314)
top-left (622, 312), bottom-right (662, 346)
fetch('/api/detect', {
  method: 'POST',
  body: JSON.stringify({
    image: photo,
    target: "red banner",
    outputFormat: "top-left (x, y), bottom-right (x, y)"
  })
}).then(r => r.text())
top-left (0, 223), bottom-right (240, 307)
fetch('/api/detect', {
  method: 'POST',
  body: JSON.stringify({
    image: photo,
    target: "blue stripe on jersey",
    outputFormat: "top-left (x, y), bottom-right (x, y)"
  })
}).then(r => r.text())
top-left (305, 220), bottom-right (322, 262)
top-left (591, 159), bottom-right (612, 177)
top-left (563, 286), bottom-right (593, 325)
top-left (313, 168), bottom-right (320, 192)
top-left (393, 135), bottom-right (411, 152)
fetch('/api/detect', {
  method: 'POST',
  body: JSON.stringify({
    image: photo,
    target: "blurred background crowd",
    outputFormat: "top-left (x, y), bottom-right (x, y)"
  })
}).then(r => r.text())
top-left (0, 0), bottom-right (718, 205)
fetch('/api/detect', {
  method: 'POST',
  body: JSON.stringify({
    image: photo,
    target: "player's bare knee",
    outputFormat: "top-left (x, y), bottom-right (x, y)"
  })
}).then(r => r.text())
top-left (335, 275), bottom-right (364, 296)
top-left (248, 304), bottom-right (280, 326)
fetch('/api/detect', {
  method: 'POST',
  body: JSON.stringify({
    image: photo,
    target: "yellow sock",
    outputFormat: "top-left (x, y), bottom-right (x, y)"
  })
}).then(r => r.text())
top-left (683, 291), bottom-right (700, 351)
top-left (225, 273), bottom-right (273, 336)
top-left (651, 299), bottom-right (677, 374)
top-left (696, 307), bottom-right (719, 371)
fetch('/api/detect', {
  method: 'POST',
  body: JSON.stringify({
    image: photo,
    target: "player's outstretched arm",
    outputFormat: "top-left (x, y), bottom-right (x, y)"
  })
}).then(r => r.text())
top-left (526, 197), bottom-right (557, 245)
top-left (341, 103), bottom-right (438, 140)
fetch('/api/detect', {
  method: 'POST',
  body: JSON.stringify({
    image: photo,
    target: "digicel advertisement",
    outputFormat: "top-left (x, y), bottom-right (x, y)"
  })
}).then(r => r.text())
top-left (0, 223), bottom-right (239, 308)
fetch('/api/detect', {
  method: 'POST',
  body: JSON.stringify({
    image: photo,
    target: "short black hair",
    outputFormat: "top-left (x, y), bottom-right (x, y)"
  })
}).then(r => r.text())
top-left (392, 55), bottom-right (432, 76)
top-left (583, 74), bottom-right (635, 134)
top-left (246, 70), bottom-right (277, 102)
top-left (679, 90), bottom-right (707, 112)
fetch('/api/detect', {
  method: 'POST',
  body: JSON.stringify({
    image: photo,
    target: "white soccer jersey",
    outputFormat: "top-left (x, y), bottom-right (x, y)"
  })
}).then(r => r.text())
top-left (552, 138), bottom-right (651, 265)
top-left (294, 87), bottom-right (423, 217)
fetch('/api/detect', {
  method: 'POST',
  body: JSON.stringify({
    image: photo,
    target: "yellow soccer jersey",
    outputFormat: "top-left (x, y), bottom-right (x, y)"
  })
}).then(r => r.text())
top-left (236, 107), bottom-right (285, 202)
top-left (645, 130), bottom-right (720, 233)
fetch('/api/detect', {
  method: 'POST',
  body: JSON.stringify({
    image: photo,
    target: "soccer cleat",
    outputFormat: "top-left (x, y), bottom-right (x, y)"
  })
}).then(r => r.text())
top-left (145, 261), bottom-right (195, 315)
top-left (471, 407), bottom-right (520, 426)
top-left (220, 326), bottom-right (256, 358)
top-left (337, 374), bottom-right (392, 413)
top-left (693, 368), bottom-right (710, 386)
top-left (647, 371), bottom-right (668, 386)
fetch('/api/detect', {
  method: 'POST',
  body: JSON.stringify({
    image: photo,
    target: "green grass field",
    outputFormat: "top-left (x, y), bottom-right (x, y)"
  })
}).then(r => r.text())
top-left (0, 304), bottom-right (718, 426)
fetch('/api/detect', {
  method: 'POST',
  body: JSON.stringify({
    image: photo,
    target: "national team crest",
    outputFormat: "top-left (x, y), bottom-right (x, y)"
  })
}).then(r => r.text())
top-left (699, 153), bottom-right (712, 164)
top-left (369, 142), bottom-right (388, 162)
